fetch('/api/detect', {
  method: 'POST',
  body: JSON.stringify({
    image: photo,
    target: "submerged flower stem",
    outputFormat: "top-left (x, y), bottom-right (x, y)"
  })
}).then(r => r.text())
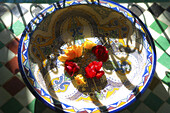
top-left (92, 78), bottom-right (98, 91)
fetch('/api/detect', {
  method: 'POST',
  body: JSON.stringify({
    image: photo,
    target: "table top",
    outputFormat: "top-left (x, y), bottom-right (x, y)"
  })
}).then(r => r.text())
top-left (0, 0), bottom-right (170, 113)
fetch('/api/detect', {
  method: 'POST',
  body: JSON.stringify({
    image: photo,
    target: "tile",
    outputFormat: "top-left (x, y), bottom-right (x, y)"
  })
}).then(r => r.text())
top-left (0, 97), bottom-right (23, 113)
top-left (150, 19), bottom-right (168, 34)
top-left (0, 4), bottom-right (8, 17)
top-left (34, 99), bottom-right (47, 113)
top-left (15, 71), bottom-right (24, 82)
top-left (161, 82), bottom-right (170, 93)
top-left (18, 10), bottom-right (34, 26)
top-left (162, 71), bottom-right (170, 87)
top-left (147, 27), bottom-right (160, 40)
top-left (157, 102), bottom-right (170, 113)
top-left (167, 6), bottom-right (170, 12)
top-left (0, 10), bottom-right (18, 28)
top-left (139, 11), bottom-right (155, 27)
top-left (19, 3), bottom-right (32, 10)
top-left (3, 76), bottom-right (25, 96)
top-left (162, 27), bottom-right (170, 41)
top-left (129, 4), bottom-right (145, 17)
top-left (0, 47), bottom-right (15, 64)
top-left (0, 66), bottom-right (13, 86)
top-left (0, 41), bottom-right (5, 49)
top-left (153, 83), bottom-right (169, 101)
top-left (6, 39), bottom-right (19, 54)
top-left (118, 109), bottom-right (130, 113)
top-left (154, 35), bottom-right (170, 51)
top-left (127, 99), bottom-right (141, 112)
top-left (148, 76), bottom-right (160, 90)
top-left (0, 87), bottom-right (11, 107)
top-left (148, 3), bottom-right (165, 18)
top-left (155, 45), bottom-right (165, 59)
top-left (19, 107), bottom-right (31, 113)
top-left (27, 99), bottom-right (46, 113)
top-left (0, 110), bottom-right (3, 113)
top-left (9, 20), bottom-right (25, 36)
top-left (14, 87), bottom-right (35, 106)
top-left (157, 2), bottom-right (170, 10)
top-left (11, 4), bottom-right (28, 18)
top-left (158, 10), bottom-right (170, 25)
top-left (0, 29), bottom-right (15, 44)
top-left (2, 3), bottom-right (16, 10)
top-left (134, 103), bottom-right (154, 113)
top-left (119, 3), bottom-right (128, 8)
top-left (145, 3), bottom-right (153, 7)
top-left (41, 4), bottom-right (50, 9)
top-left (30, 4), bottom-right (44, 18)
top-left (0, 62), bottom-right (3, 68)
top-left (42, 108), bottom-right (56, 113)
top-left (26, 99), bottom-right (36, 113)
top-left (166, 97), bottom-right (170, 104)
top-left (143, 92), bottom-right (164, 112)
top-left (139, 88), bottom-right (151, 101)
top-left (158, 53), bottom-right (170, 69)
top-left (166, 47), bottom-right (170, 55)
top-left (0, 22), bottom-right (6, 32)
top-left (136, 3), bottom-right (149, 10)
top-left (155, 62), bottom-right (169, 79)
top-left (5, 56), bottom-right (19, 75)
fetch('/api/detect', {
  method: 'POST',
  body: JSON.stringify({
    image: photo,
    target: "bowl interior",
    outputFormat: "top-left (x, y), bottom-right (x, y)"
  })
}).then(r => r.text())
top-left (19, 1), bottom-right (155, 112)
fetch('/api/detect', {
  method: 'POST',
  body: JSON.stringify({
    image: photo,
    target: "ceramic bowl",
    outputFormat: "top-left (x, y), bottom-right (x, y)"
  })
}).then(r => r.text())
top-left (18, 0), bottom-right (156, 112)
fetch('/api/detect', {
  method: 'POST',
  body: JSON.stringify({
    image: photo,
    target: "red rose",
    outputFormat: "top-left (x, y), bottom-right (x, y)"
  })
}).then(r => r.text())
top-left (92, 45), bottom-right (109, 62)
top-left (65, 60), bottom-right (80, 77)
top-left (85, 61), bottom-right (104, 79)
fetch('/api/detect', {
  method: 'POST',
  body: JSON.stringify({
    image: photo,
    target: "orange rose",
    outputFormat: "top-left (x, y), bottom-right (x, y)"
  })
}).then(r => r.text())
top-left (74, 74), bottom-right (86, 85)
top-left (58, 44), bottom-right (83, 62)
top-left (84, 39), bottom-right (97, 49)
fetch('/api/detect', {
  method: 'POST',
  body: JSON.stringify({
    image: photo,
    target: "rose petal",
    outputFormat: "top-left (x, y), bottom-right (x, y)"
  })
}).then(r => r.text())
top-left (84, 39), bottom-right (97, 49)
top-left (95, 61), bottom-right (102, 71)
top-left (102, 53), bottom-right (109, 62)
top-left (65, 61), bottom-right (80, 76)
top-left (65, 66), bottom-right (73, 75)
top-left (92, 45), bottom-right (109, 62)
top-left (85, 66), bottom-right (96, 78)
top-left (58, 54), bottom-right (69, 62)
top-left (96, 71), bottom-right (104, 79)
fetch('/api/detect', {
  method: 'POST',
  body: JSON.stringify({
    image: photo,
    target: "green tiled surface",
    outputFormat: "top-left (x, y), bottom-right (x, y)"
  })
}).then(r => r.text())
top-left (162, 72), bottom-right (170, 87)
top-left (150, 19), bottom-right (168, 34)
top-left (27, 99), bottom-right (46, 113)
top-left (144, 93), bottom-right (164, 112)
top-left (27, 99), bottom-right (36, 113)
top-left (158, 53), bottom-right (170, 69)
top-left (9, 20), bottom-right (25, 36)
top-left (1, 98), bottom-right (23, 113)
top-left (0, 62), bottom-right (3, 68)
top-left (0, 1), bottom-right (169, 113)
top-left (0, 23), bottom-right (6, 32)
top-left (155, 36), bottom-right (170, 50)
top-left (128, 100), bottom-right (141, 112)
top-left (166, 98), bottom-right (170, 105)
top-left (0, 41), bottom-right (5, 49)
